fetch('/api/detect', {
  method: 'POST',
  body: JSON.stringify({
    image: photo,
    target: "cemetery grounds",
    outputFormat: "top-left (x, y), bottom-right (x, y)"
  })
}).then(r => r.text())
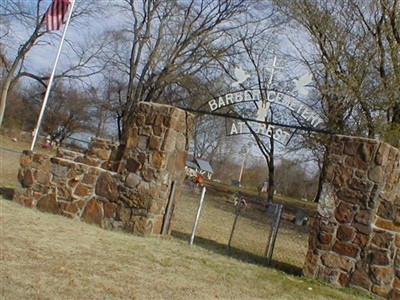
top-left (0, 134), bottom-right (376, 299)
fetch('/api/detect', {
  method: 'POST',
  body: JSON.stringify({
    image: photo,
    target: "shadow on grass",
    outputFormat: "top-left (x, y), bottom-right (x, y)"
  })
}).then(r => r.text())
top-left (0, 187), bottom-right (14, 200)
top-left (171, 230), bottom-right (302, 276)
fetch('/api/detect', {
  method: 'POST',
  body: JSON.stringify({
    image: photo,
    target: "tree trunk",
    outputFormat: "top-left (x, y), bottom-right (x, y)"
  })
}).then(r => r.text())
top-left (392, 102), bottom-right (400, 125)
top-left (314, 144), bottom-right (330, 203)
top-left (117, 114), bottom-right (123, 145)
top-left (267, 165), bottom-right (275, 203)
top-left (267, 136), bottom-right (275, 203)
top-left (0, 77), bottom-right (13, 127)
top-left (0, 15), bottom-right (43, 128)
top-left (95, 105), bottom-right (104, 138)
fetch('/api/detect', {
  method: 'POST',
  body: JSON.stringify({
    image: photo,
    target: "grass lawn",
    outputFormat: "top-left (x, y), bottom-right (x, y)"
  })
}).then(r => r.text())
top-left (0, 198), bottom-right (376, 299)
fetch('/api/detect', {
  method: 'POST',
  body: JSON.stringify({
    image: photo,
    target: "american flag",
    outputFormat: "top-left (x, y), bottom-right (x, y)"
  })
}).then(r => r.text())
top-left (45, 0), bottom-right (72, 31)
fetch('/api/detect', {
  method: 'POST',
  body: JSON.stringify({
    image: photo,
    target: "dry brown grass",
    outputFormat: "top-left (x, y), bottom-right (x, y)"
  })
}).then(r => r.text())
top-left (0, 134), bottom-right (54, 190)
top-left (0, 134), bottom-right (375, 299)
top-left (1, 198), bottom-right (375, 300)
top-left (172, 187), bottom-right (309, 274)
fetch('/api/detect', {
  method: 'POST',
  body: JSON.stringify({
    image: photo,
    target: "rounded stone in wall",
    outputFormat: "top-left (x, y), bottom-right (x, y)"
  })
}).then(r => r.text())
top-left (81, 198), bottom-right (103, 227)
top-left (95, 172), bottom-right (119, 202)
top-left (37, 193), bottom-right (59, 214)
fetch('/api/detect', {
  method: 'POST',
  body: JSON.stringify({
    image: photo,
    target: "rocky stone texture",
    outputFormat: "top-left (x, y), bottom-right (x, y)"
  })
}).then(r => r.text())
top-left (13, 102), bottom-right (194, 236)
top-left (303, 135), bottom-right (400, 299)
top-left (57, 137), bottom-right (118, 170)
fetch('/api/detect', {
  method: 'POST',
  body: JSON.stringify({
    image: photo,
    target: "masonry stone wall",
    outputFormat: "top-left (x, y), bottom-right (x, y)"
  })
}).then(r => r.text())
top-left (13, 102), bottom-right (194, 236)
top-left (303, 135), bottom-right (400, 299)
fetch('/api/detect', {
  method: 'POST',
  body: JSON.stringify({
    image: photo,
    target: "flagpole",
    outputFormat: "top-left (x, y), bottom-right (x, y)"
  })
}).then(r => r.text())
top-left (30, 0), bottom-right (76, 151)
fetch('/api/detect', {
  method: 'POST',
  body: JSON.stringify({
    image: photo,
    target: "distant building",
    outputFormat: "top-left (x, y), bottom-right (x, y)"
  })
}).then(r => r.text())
top-left (185, 158), bottom-right (214, 180)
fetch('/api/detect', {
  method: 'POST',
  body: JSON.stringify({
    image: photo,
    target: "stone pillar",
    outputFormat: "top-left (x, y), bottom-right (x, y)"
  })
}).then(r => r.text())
top-left (116, 102), bottom-right (194, 236)
top-left (303, 135), bottom-right (400, 299)
top-left (13, 102), bottom-right (194, 238)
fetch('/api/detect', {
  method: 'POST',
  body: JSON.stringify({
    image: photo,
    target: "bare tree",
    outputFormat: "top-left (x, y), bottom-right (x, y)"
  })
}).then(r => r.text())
top-left (100, 0), bottom-right (248, 140)
top-left (351, 0), bottom-right (400, 145)
top-left (21, 81), bottom-right (95, 145)
top-left (220, 7), bottom-right (285, 202)
top-left (266, 0), bottom-right (400, 201)
top-left (191, 114), bottom-right (228, 159)
top-left (271, 0), bottom-right (399, 141)
top-left (0, 0), bottom-right (109, 128)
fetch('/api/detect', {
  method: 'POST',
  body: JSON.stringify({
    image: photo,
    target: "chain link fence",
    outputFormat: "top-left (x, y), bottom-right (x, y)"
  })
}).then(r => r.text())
top-left (171, 181), bottom-right (311, 275)
top-left (2, 138), bottom-right (310, 274)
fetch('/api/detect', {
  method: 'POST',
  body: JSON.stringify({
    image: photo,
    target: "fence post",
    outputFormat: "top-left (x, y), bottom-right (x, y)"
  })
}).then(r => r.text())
top-left (161, 181), bottom-right (176, 236)
top-left (264, 203), bottom-right (283, 265)
top-left (189, 186), bottom-right (207, 245)
top-left (227, 198), bottom-right (247, 251)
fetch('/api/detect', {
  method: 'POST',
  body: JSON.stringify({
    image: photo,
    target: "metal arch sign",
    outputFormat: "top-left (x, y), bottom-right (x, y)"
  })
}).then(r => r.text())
top-left (205, 88), bottom-right (325, 146)
top-left (208, 90), bottom-right (323, 128)
top-left (201, 63), bottom-right (325, 146)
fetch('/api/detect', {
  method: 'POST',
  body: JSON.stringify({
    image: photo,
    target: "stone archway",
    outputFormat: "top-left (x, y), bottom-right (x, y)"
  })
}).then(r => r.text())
top-left (303, 135), bottom-right (400, 299)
